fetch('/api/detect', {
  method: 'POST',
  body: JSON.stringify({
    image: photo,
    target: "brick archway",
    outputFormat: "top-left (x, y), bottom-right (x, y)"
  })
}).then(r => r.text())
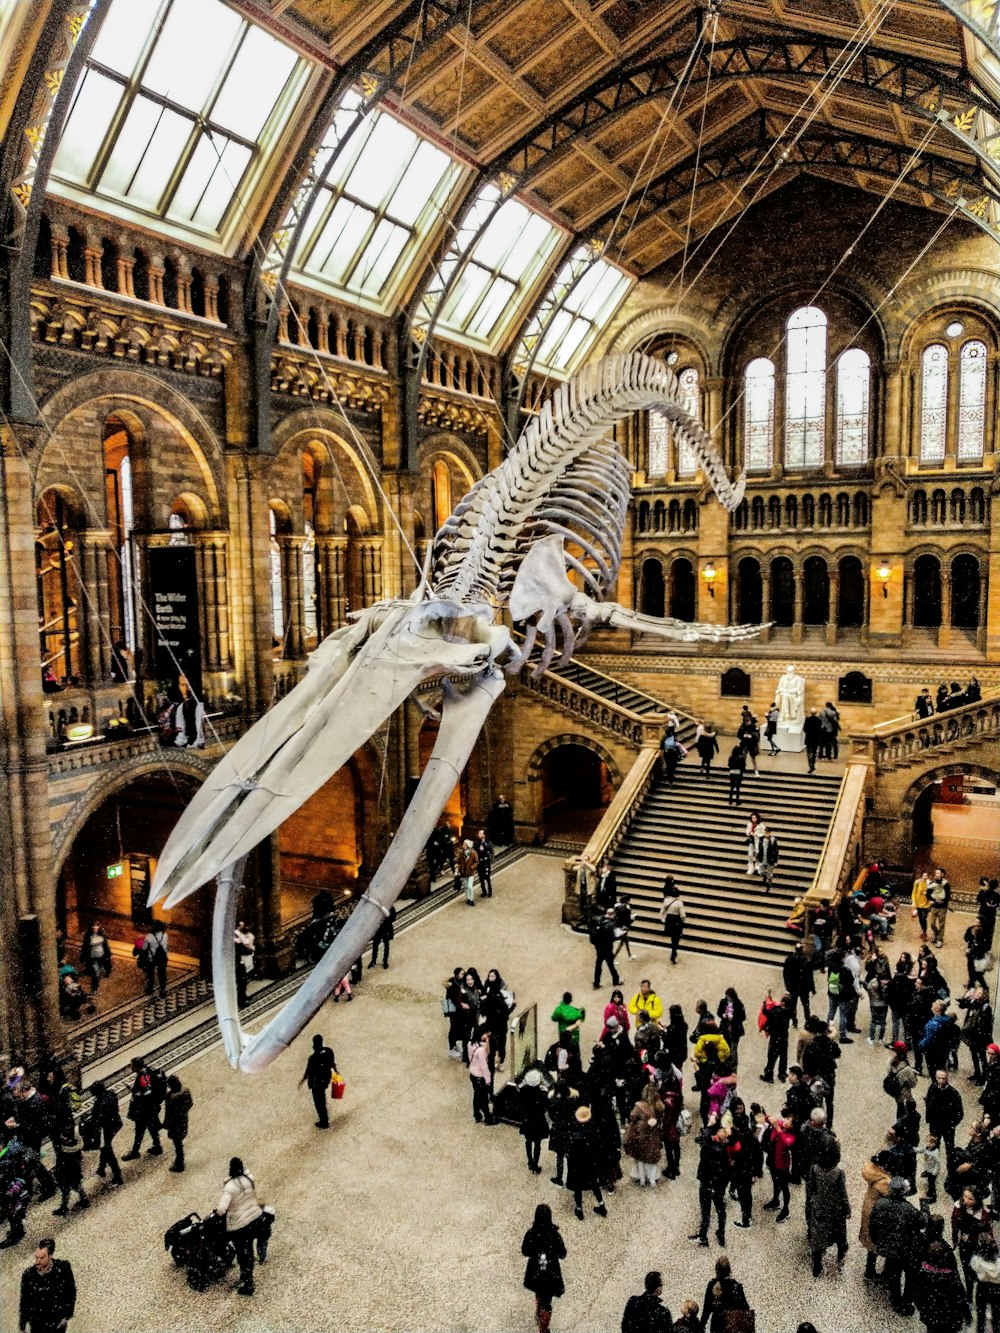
top-left (900, 762), bottom-right (1000, 823)
top-left (526, 733), bottom-right (623, 788)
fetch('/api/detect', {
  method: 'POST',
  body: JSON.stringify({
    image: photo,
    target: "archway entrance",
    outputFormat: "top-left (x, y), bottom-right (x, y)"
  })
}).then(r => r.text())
top-left (539, 744), bottom-right (612, 842)
top-left (909, 768), bottom-right (1000, 885)
top-left (639, 558), bottom-right (665, 617)
top-left (57, 771), bottom-right (204, 1011)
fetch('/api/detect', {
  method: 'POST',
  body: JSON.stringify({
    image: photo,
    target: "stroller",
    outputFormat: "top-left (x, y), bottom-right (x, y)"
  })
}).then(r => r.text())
top-left (164, 1211), bottom-right (235, 1290)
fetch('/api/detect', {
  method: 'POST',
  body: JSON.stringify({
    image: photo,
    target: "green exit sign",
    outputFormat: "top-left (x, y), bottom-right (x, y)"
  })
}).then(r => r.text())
top-left (106, 862), bottom-right (124, 879)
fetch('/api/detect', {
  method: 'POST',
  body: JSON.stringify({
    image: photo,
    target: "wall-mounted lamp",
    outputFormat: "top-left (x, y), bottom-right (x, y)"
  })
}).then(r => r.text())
top-left (876, 561), bottom-right (891, 598)
top-left (65, 722), bottom-right (94, 743)
top-left (703, 561), bottom-right (717, 598)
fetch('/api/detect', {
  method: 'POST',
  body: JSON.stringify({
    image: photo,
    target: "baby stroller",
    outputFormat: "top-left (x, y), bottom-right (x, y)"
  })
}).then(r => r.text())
top-left (164, 1211), bottom-right (235, 1290)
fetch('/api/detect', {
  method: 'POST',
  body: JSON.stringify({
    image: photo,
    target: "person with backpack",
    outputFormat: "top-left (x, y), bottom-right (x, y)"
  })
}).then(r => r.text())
top-left (757, 830), bottom-right (780, 893)
top-left (865, 950), bottom-right (891, 1046)
top-left (141, 922), bottom-right (169, 998)
top-left (591, 910), bottom-right (621, 989)
top-left (85, 1079), bottom-right (123, 1188)
top-left (52, 1131), bottom-right (89, 1216)
top-left (699, 1255), bottom-right (752, 1332)
top-left (521, 1203), bottom-right (566, 1333)
top-left (122, 1057), bottom-right (164, 1159)
top-left (659, 883), bottom-right (686, 965)
top-left (760, 993), bottom-right (793, 1083)
top-left (622, 1270), bottom-right (673, 1333)
top-left (661, 728), bottom-right (686, 785)
top-left (737, 708), bottom-right (761, 776)
top-left (825, 954), bottom-right (851, 1043)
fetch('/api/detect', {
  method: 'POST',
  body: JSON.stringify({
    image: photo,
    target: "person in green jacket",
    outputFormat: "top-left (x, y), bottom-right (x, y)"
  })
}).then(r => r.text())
top-left (551, 992), bottom-right (585, 1048)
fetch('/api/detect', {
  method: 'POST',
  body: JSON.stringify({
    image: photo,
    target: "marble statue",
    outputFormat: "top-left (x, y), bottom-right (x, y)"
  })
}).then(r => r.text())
top-left (775, 664), bottom-right (806, 725)
top-left (148, 353), bottom-right (764, 1073)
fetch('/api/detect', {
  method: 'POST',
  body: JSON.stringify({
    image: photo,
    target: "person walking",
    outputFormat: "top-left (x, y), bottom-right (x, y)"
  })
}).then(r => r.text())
top-left (859, 1150), bottom-right (893, 1279)
top-left (87, 1079), bottom-right (123, 1188)
top-left (760, 993), bottom-right (793, 1083)
top-left (141, 922), bottom-right (169, 998)
top-left (951, 1185), bottom-right (993, 1300)
top-left (300, 1034), bottom-right (337, 1129)
top-left (518, 1069), bottom-right (549, 1174)
top-left (216, 1157), bottom-right (264, 1296)
top-left (468, 1029), bottom-right (495, 1125)
top-left (457, 838), bottom-right (479, 906)
top-left (764, 703), bottom-right (780, 756)
top-left (621, 1271), bottom-right (673, 1333)
top-left (368, 905), bottom-right (396, 969)
top-left (762, 1114), bottom-right (795, 1223)
top-left (624, 1084), bottom-right (664, 1188)
top-left (233, 921), bottom-right (255, 1008)
top-left (726, 745), bottom-right (746, 806)
top-left (521, 1203), bottom-right (566, 1333)
top-left (695, 722), bottom-right (720, 778)
top-left (18, 1238), bottom-right (76, 1333)
top-left (80, 923), bottom-right (111, 995)
top-left (807, 1145), bottom-right (851, 1277)
top-left (737, 709), bottom-right (760, 776)
top-left (661, 729), bottom-right (686, 785)
top-left (803, 709), bottom-right (823, 774)
top-left (659, 885), bottom-right (686, 964)
top-left (744, 813), bottom-right (763, 878)
top-left (566, 1105), bottom-right (607, 1220)
top-left (925, 1069), bottom-right (964, 1165)
top-left (163, 1075), bottom-right (192, 1173)
top-left (928, 870), bottom-right (951, 948)
top-left (689, 1123), bottom-right (730, 1247)
top-left (716, 989), bottom-right (746, 1066)
top-left (474, 829), bottom-right (494, 898)
top-left (783, 943), bottom-right (815, 1025)
top-left (700, 1256), bottom-right (751, 1332)
top-left (592, 909), bottom-right (621, 989)
top-left (52, 1133), bottom-right (89, 1217)
top-left (758, 830), bottom-right (779, 893)
top-left (121, 1057), bottom-right (163, 1159)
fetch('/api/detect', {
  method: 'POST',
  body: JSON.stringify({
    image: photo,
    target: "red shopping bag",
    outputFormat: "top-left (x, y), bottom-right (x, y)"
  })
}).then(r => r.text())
top-left (330, 1071), bottom-right (346, 1100)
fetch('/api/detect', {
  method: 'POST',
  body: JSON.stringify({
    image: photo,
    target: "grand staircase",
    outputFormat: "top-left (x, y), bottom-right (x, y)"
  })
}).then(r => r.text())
top-left (548, 658), bottom-right (691, 730)
top-left (611, 764), bottom-right (843, 966)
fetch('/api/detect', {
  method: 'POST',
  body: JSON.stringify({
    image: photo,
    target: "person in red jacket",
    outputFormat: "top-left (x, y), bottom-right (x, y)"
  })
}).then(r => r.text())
top-left (762, 1114), bottom-right (796, 1222)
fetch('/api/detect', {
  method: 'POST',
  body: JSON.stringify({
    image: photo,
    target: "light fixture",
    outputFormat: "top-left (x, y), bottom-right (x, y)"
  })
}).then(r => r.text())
top-left (65, 722), bottom-right (94, 742)
top-left (703, 561), bottom-right (717, 598)
top-left (667, 351), bottom-right (679, 366)
top-left (945, 320), bottom-right (965, 338)
top-left (876, 560), bottom-right (891, 598)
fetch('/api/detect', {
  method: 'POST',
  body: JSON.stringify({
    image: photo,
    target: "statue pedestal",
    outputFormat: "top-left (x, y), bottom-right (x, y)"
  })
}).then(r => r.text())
top-left (775, 722), bottom-right (805, 753)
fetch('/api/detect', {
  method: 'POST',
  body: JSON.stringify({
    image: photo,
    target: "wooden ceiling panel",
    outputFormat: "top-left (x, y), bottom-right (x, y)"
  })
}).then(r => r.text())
top-left (782, 0), bottom-right (864, 26)
top-left (459, 96), bottom-right (537, 153)
top-left (487, 9), bottom-right (573, 68)
top-left (412, 61), bottom-right (496, 125)
top-left (523, 31), bottom-right (606, 98)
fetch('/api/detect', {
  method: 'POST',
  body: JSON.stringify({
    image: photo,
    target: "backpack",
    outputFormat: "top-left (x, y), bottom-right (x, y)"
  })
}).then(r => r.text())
top-left (149, 1068), bottom-right (167, 1106)
top-left (79, 1112), bottom-right (101, 1152)
top-left (827, 970), bottom-right (841, 997)
top-left (882, 1070), bottom-right (900, 1100)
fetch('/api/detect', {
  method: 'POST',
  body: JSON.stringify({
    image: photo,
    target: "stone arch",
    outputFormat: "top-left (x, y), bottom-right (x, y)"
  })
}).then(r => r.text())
top-left (900, 762), bottom-right (1000, 823)
top-left (270, 417), bottom-right (382, 537)
top-left (606, 310), bottom-right (714, 372)
top-left (51, 751), bottom-right (213, 876)
top-left (895, 272), bottom-right (1000, 358)
top-left (526, 733), bottom-right (623, 789)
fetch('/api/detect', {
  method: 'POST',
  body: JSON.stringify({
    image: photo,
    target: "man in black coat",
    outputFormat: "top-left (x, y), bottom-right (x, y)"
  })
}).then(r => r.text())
top-left (368, 905), bottom-right (396, 969)
top-left (760, 994), bottom-right (793, 1082)
top-left (474, 830), bottom-right (494, 898)
top-left (803, 709), bottom-right (824, 774)
top-left (621, 1271), bottom-right (673, 1333)
top-left (868, 1178), bottom-right (923, 1315)
top-left (591, 910), bottom-right (621, 989)
top-left (19, 1237), bottom-right (76, 1333)
top-left (88, 1080), bottom-right (123, 1188)
top-left (783, 943), bottom-right (815, 1024)
top-left (299, 1034), bottom-right (337, 1129)
top-left (980, 1044), bottom-right (1000, 1121)
top-left (925, 1068), bottom-right (964, 1162)
top-left (800, 1016), bottom-right (841, 1127)
top-left (689, 1123), bottom-right (730, 1247)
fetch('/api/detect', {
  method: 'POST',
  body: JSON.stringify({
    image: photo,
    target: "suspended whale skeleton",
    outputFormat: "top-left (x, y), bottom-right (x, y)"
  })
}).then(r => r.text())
top-left (149, 352), bottom-right (762, 1073)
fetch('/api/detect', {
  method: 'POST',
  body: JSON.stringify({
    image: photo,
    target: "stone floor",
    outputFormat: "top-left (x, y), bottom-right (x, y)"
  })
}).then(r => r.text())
top-left (0, 853), bottom-right (983, 1333)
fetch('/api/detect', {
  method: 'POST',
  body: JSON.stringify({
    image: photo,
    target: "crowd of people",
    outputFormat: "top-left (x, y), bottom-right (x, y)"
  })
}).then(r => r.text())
top-left (915, 680), bottom-right (983, 718)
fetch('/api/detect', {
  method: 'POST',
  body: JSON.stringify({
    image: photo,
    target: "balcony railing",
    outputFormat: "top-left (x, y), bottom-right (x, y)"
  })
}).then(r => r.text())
top-left (849, 691), bottom-right (1000, 772)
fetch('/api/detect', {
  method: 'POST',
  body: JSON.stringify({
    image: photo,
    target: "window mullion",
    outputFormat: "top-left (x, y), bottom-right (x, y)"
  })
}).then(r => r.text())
top-left (340, 205), bottom-right (388, 288)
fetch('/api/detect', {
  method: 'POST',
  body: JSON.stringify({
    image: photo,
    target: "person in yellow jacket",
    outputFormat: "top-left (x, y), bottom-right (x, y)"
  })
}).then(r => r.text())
top-left (628, 980), bottom-right (663, 1025)
top-left (692, 1025), bottom-right (732, 1072)
top-left (911, 874), bottom-right (932, 943)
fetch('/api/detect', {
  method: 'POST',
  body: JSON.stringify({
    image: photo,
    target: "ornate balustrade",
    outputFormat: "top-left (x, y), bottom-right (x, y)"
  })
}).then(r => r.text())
top-left (849, 691), bottom-right (1000, 771)
top-left (47, 711), bottom-right (243, 778)
top-left (517, 663), bottom-right (666, 746)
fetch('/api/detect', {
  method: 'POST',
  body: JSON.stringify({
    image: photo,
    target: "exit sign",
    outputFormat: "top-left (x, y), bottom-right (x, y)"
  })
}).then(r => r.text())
top-left (107, 862), bottom-right (124, 879)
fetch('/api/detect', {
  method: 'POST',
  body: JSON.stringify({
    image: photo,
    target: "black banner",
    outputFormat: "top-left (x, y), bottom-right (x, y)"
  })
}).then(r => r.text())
top-left (147, 546), bottom-right (202, 694)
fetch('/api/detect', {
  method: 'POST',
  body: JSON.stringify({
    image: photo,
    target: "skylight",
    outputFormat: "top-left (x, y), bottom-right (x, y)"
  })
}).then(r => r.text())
top-left (436, 185), bottom-right (564, 349)
top-left (293, 97), bottom-right (462, 310)
top-left (529, 251), bottom-right (633, 374)
top-left (51, 0), bottom-right (304, 240)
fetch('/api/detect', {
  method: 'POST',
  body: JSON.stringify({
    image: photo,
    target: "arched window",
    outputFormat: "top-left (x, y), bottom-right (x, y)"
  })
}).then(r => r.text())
top-left (958, 339), bottom-right (987, 463)
top-left (770, 556), bottom-right (795, 626)
top-left (676, 367), bottom-right (701, 476)
top-left (768, 495), bottom-right (781, 529)
top-left (668, 499), bottom-right (681, 533)
top-left (950, 489), bottom-right (966, 525)
top-left (920, 344), bottom-right (948, 463)
top-left (751, 496), bottom-right (765, 529)
top-left (648, 409), bottom-right (669, 477)
top-left (785, 306), bottom-right (827, 468)
top-left (835, 347), bottom-right (870, 465)
top-left (951, 553), bottom-right (981, 629)
top-left (639, 558), bottom-right (665, 617)
top-left (637, 500), bottom-right (650, 533)
top-left (669, 557), bottom-right (695, 621)
top-left (971, 488), bottom-right (987, 523)
top-left (733, 500), bottom-right (748, 531)
top-left (931, 489), bottom-right (946, 524)
top-left (803, 555), bottom-right (830, 625)
top-left (818, 493), bottom-right (832, 527)
top-left (853, 492), bottom-right (869, 527)
top-left (653, 500), bottom-right (666, 533)
top-left (785, 495), bottom-right (798, 528)
top-left (104, 417), bottom-right (136, 653)
top-left (910, 489), bottom-right (927, 525)
top-left (913, 553), bottom-right (942, 628)
top-left (36, 490), bottom-right (83, 685)
top-left (737, 557), bottom-right (762, 623)
top-left (802, 493), bottom-right (815, 527)
top-left (836, 493), bottom-right (850, 526)
top-left (269, 507), bottom-right (284, 644)
top-left (431, 459), bottom-right (452, 532)
top-left (744, 358), bottom-right (775, 472)
top-left (837, 555), bottom-right (865, 628)
top-left (682, 498), bottom-right (698, 532)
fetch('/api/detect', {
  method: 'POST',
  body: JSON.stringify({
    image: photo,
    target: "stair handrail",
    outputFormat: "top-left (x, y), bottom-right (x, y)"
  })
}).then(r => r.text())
top-left (546, 657), bottom-right (677, 720)
top-left (848, 693), bottom-right (1000, 772)
top-left (519, 666), bottom-right (670, 747)
top-left (561, 743), bottom-right (662, 925)
top-left (804, 761), bottom-right (870, 912)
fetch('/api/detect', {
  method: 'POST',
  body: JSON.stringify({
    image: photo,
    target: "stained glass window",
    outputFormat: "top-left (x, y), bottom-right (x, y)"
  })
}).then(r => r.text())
top-left (52, 0), bottom-right (303, 239)
top-left (676, 367), bottom-right (702, 476)
top-left (920, 343), bottom-right (948, 464)
top-left (958, 339), bottom-right (987, 463)
top-left (531, 253), bottom-right (632, 374)
top-left (294, 101), bottom-right (461, 308)
top-left (648, 410), bottom-right (669, 476)
top-left (785, 306), bottom-right (827, 467)
top-left (744, 358), bottom-right (775, 472)
top-left (835, 347), bottom-right (870, 466)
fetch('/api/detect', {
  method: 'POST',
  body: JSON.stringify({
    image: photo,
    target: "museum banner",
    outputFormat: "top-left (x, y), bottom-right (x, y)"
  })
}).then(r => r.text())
top-left (147, 545), bottom-right (202, 693)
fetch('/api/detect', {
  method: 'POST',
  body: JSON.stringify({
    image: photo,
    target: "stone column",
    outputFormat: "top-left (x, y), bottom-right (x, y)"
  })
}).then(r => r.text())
top-left (78, 528), bottom-right (113, 685)
top-left (760, 561), bottom-right (772, 643)
top-left (826, 566), bottom-right (840, 646)
top-left (195, 532), bottom-right (232, 672)
top-left (938, 564), bottom-right (953, 650)
top-left (0, 424), bottom-right (64, 1064)
top-left (148, 255), bottom-right (165, 307)
top-left (116, 241), bottom-right (136, 299)
top-left (361, 538), bottom-right (384, 606)
top-left (791, 566), bottom-right (804, 644)
top-left (49, 222), bottom-right (69, 281)
top-left (82, 231), bottom-right (103, 289)
top-left (279, 535), bottom-right (306, 659)
top-left (316, 535), bottom-right (348, 633)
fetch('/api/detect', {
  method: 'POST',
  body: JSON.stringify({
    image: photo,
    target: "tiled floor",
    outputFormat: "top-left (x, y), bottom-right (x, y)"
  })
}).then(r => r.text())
top-left (0, 852), bottom-right (984, 1333)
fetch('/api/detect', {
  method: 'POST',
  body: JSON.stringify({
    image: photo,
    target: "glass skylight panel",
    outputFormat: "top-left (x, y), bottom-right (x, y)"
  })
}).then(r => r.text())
top-left (293, 102), bottom-right (460, 309)
top-left (530, 254), bottom-right (632, 374)
top-left (51, 0), bottom-right (303, 240)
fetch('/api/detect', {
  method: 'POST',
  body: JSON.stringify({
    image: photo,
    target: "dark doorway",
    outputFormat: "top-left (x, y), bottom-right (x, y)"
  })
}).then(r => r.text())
top-left (670, 558), bottom-right (696, 621)
top-left (802, 556), bottom-right (829, 624)
top-left (737, 558), bottom-right (762, 624)
top-left (913, 554), bottom-right (942, 628)
top-left (838, 555), bottom-right (865, 628)
top-left (540, 744), bottom-right (610, 841)
top-left (951, 554), bottom-right (981, 629)
top-left (640, 558), bottom-right (665, 617)
top-left (770, 556), bottom-right (795, 626)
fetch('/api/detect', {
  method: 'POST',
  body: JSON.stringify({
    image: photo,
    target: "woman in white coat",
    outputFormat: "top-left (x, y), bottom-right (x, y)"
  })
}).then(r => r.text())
top-left (217, 1157), bottom-right (264, 1295)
